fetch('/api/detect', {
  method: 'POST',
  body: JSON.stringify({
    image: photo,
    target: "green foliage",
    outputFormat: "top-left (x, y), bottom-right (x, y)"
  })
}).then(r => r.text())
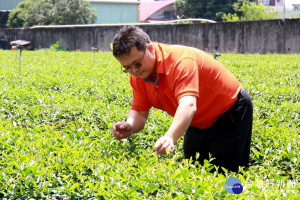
top-left (173, 20), bottom-right (193, 25)
top-left (174, 0), bottom-right (256, 21)
top-left (0, 50), bottom-right (299, 199)
top-left (50, 41), bottom-right (67, 51)
top-left (222, 1), bottom-right (278, 21)
top-left (6, 1), bottom-right (30, 28)
top-left (49, 0), bottom-right (97, 25)
top-left (7, 0), bottom-right (97, 28)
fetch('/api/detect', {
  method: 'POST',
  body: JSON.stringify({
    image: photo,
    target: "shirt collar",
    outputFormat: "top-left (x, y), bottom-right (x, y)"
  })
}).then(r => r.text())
top-left (144, 75), bottom-right (159, 85)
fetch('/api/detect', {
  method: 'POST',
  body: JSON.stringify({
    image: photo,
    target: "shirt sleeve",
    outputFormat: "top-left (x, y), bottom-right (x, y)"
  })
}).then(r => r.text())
top-left (130, 76), bottom-right (152, 111)
top-left (172, 58), bottom-right (200, 101)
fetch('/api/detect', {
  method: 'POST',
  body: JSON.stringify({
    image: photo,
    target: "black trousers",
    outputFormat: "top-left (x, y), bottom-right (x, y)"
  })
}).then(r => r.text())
top-left (183, 88), bottom-right (253, 172)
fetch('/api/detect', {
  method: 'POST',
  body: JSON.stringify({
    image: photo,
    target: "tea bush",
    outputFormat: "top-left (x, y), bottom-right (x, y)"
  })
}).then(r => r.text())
top-left (0, 50), bottom-right (299, 199)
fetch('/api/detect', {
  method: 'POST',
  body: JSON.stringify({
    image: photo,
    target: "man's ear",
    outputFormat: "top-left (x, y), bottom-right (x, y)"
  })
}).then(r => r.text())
top-left (147, 43), bottom-right (155, 53)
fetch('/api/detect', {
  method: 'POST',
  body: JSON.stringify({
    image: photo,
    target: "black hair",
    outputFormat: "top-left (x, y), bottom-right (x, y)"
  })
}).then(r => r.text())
top-left (112, 25), bottom-right (151, 58)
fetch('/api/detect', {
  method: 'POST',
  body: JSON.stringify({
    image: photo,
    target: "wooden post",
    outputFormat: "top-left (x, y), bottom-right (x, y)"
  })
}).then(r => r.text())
top-left (92, 47), bottom-right (97, 63)
top-left (19, 48), bottom-right (22, 73)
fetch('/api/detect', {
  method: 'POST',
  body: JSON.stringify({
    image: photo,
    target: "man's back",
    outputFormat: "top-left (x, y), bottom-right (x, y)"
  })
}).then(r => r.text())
top-left (130, 42), bottom-right (241, 129)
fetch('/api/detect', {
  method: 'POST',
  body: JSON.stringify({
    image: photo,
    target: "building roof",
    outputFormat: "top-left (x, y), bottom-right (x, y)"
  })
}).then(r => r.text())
top-left (140, 0), bottom-right (175, 21)
top-left (87, 0), bottom-right (140, 4)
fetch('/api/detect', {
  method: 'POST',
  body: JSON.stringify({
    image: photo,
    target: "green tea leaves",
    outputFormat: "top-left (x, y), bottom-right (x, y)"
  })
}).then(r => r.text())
top-left (0, 50), bottom-right (299, 199)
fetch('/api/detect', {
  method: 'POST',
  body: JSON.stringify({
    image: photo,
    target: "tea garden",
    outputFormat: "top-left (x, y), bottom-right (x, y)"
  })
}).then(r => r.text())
top-left (0, 50), bottom-right (299, 199)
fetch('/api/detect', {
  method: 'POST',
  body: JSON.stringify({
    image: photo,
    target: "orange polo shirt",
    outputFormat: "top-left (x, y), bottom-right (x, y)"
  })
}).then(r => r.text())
top-left (130, 42), bottom-right (241, 129)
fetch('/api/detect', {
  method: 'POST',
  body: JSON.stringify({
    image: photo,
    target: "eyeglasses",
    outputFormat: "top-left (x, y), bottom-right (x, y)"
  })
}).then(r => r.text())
top-left (122, 49), bottom-right (146, 73)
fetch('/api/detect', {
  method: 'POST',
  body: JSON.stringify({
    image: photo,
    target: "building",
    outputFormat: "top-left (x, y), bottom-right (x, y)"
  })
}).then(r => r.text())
top-left (287, 0), bottom-right (300, 10)
top-left (139, 0), bottom-right (176, 22)
top-left (0, 0), bottom-right (140, 25)
top-left (261, 0), bottom-right (300, 10)
top-left (88, 0), bottom-right (140, 24)
top-left (0, 0), bottom-right (23, 10)
top-left (260, 0), bottom-right (300, 18)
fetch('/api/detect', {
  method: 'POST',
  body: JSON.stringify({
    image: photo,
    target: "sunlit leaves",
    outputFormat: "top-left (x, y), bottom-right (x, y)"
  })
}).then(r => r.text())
top-left (0, 50), bottom-right (299, 199)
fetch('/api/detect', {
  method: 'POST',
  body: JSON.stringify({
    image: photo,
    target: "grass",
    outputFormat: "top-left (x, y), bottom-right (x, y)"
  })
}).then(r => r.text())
top-left (0, 50), bottom-right (299, 199)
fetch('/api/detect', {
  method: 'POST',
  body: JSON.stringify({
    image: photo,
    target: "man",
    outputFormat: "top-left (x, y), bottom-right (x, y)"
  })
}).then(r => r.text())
top-left (111, 25), bottom-right (253, 172)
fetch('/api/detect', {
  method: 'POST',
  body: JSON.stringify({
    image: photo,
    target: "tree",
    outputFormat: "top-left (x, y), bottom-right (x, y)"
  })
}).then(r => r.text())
top-left (173, 0), bottom-right (256, 21)
top-left (6, 1), bottom-right (30, 28)
top-left (7, 0), bottom-right (97, 28)
top-left (222, 1), bottom-right (278, 21)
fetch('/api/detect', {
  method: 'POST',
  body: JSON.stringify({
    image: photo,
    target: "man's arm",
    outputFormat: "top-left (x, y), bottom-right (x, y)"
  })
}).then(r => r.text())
top-left (154, 95), bottom-right (197, 154)
top-left (112, 109), bottom-right (149, 140)
top-left (127, 109), bottom-right (149, 133)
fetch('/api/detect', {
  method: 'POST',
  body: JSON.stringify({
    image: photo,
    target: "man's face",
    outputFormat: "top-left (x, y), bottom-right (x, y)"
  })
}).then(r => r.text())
top-left (117, 44), bottom-right (156, 79)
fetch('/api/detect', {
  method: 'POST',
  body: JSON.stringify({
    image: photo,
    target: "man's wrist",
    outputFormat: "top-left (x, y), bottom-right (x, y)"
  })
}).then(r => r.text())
top-left (125, 120), bottom-right (134, 132)
top-left (165, 135), bottom-right (175, 144)
top-left (126, 119), bottom-right (134, 126)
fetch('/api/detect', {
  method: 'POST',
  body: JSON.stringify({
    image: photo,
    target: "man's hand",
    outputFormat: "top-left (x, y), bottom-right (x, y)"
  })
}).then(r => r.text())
top-left (153, 135), bottom-right (175, 155)
top-left (112, 122), bottom-right (133, 140)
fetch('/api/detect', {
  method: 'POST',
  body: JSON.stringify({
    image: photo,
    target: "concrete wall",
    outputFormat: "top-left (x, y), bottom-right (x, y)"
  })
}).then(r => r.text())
top-left (0, 19), bottom-right (299, 54)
